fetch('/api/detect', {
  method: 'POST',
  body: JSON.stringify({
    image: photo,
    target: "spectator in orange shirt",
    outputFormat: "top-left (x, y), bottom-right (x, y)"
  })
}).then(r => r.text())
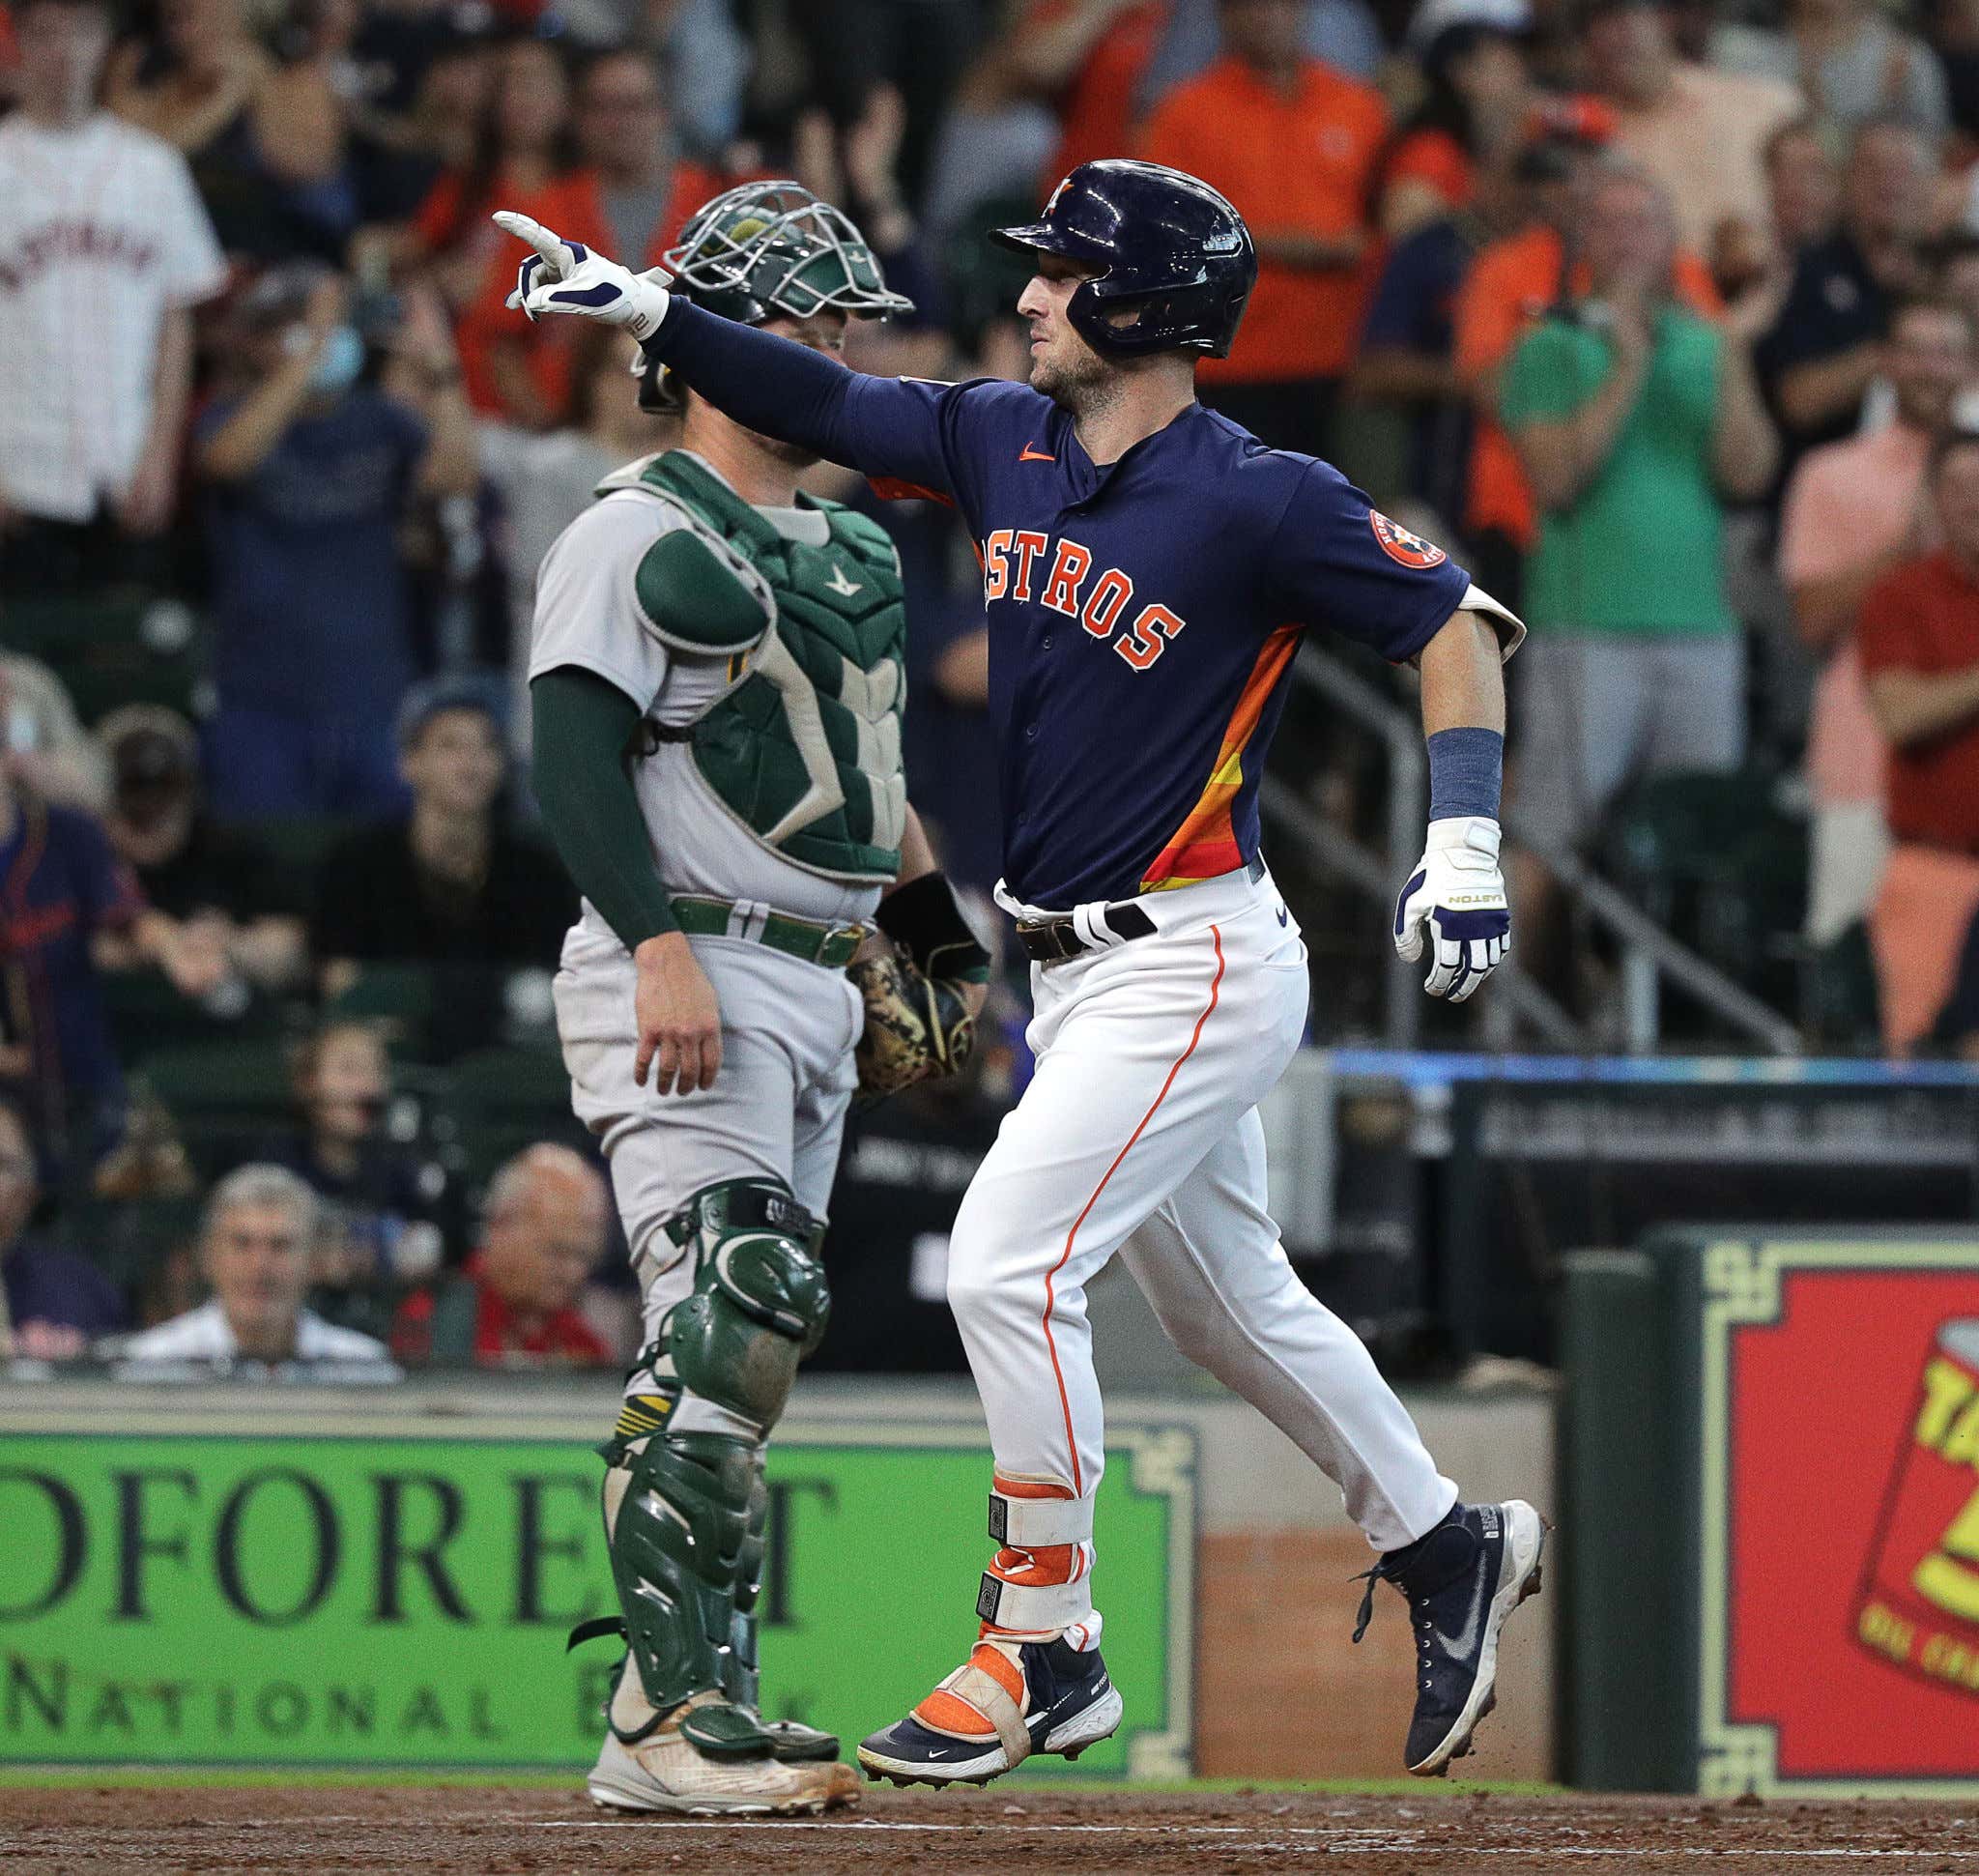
top-left (1860, 430), bottom-right (1979, 1052)
top-left (392, 1142), bottom-right (614, 1367)
top-left (413, 35), bottom-right (608, 424)
top-left (1140, 0), bottom-right (1388, 452)
top-left (1016, 0), bottom-right (1170, 188)
top-left (573, 47), bottom-right (719, 276)
top-left (449, 47), bottom-right (723, 431)
top-left (1380, 0), bottom-right (1534, 241)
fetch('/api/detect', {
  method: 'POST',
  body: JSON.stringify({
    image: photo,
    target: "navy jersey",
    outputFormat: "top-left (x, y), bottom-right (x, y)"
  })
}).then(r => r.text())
top-left (645, 304), bottom-right (1472, 908)
top-left (836, 378), bottom-right (1467, 907)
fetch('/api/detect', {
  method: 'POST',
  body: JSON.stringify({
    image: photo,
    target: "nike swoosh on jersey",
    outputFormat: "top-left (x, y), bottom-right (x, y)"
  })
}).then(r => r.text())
top-left (1018, 445), bottom-right (1055, 463)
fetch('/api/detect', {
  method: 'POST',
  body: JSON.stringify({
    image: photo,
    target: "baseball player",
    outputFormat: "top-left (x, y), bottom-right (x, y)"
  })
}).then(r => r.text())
top-left (519, 183), bottom-right (989, 1815)
top-left (503, 158), bottom-right (1541, 1789)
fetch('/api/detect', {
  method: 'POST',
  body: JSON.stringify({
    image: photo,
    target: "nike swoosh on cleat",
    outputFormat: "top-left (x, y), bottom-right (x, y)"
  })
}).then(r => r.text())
top-left (1030, 1676), bottom-right (1108, 1736)
top-left (1018, 445), bottom-right (1055, 463)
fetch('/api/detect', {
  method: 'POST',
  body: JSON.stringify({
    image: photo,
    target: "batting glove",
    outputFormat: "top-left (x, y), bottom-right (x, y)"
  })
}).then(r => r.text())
top-left (1393, 816), bottom-right (1510, 1003)
top-left (494, 211), bottom-right (673, 342)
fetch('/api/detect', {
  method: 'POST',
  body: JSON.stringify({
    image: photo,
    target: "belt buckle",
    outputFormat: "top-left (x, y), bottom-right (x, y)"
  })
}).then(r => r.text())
top-left (1019, 916), bottom-right (1079, 964)
top-left (826, 921), bottom-right (868, 963)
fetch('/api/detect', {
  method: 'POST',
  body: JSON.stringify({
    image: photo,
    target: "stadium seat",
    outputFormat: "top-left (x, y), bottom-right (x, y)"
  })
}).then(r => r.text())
top-left (103, 969), bottom-right (285, 1054)
top-left (134, 1037), bottom-right (298, 1113)
top-left (444, 1043), bottom-right (585, 1191)
top-left (0, 592), bottom-right (211, 724)
top-left (326, 964), bottom-right (441, 1060)
top-left (1605, 768), bottom-right (1808, 1024)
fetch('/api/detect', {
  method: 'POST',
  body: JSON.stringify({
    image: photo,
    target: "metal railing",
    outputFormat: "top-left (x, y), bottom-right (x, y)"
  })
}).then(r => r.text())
top-left (1270, 645), bottom-right (1801, 1056)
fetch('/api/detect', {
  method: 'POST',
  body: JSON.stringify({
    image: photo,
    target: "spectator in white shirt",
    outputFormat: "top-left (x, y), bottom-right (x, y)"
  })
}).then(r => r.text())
top-left (121, 1163), bottom-right (395, 1372)
top-left (0, 0), bottom-right (225, 596)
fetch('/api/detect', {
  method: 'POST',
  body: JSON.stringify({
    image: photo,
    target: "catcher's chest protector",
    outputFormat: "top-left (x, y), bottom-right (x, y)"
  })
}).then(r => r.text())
top-left (628, 450), bottom-right (907, 884)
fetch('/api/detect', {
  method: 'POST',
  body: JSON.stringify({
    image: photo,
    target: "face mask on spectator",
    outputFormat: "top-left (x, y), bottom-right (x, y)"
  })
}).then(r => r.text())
top-left (285, 323), bottom-right (365, 395)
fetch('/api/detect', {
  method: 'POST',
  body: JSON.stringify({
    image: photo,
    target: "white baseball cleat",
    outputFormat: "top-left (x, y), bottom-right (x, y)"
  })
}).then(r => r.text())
top-left (587, 1728), bottom-right (860, 1816)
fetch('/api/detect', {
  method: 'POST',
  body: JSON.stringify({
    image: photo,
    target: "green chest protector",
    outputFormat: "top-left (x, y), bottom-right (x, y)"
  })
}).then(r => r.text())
top-left (617, 450), bottom-right (908, 884)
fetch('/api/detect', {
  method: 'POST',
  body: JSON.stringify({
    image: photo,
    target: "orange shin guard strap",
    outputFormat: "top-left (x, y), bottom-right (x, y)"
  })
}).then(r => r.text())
top-left (914, 1642), bottom-right (1028, 1752)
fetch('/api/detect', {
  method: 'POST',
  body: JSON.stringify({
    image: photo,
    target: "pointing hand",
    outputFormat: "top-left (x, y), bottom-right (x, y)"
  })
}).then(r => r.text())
top-left (494, 211), bottom-right (674, 342)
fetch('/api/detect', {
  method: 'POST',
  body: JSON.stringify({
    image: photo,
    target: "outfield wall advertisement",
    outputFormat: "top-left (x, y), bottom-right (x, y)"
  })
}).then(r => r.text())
top-left (0, 1399), bottom-right (1194, 1775)
top-left (1698, 1240), bottom-right (1979, 1797)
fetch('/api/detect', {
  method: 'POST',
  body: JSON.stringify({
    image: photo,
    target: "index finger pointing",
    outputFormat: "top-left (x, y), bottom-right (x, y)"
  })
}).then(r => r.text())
top-left (493, 211), bottom-right (570, 270)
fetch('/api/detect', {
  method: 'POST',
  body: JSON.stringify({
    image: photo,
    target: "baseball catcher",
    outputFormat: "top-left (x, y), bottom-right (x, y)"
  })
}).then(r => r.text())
top-left (520, 182), bottom-right (989, 1814)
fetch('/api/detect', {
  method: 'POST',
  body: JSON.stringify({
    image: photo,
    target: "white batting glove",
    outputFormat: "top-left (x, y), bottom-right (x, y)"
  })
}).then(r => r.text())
top-left (493, 211), bottom-right (673, 342)
top-left (1393, 816), bottom-right (1511, 1003)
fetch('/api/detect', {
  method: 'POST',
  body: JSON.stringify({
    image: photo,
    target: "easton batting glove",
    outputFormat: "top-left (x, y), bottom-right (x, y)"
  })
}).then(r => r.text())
top-left (1393, 815), bottom-right (1510, 1003)
top-left (494, 211), bottom-right (673, 342)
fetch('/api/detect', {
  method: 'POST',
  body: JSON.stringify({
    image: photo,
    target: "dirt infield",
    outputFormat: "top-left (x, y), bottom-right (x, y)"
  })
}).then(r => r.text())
top-left (2, 1781), bottom-right (1975, 1874)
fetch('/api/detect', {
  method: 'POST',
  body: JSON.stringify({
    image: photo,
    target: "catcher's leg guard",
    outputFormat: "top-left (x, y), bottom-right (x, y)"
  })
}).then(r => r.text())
top-left (728, 1461), bottom-right (841, 1762)
top-left (578, 1180), bottom-right (847, 1805)
top-left (856, 1473), bottom-right (1123, 1787)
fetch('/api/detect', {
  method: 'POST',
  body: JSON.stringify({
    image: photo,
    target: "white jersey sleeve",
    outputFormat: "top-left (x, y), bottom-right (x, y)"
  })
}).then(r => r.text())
top-left (528, 491), bottom-right (676, 708)
top-left (152, 138), bottom-right (225, 307)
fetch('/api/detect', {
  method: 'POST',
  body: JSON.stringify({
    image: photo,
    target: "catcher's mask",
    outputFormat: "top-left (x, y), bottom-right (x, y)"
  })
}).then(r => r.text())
top-left (634, 180), bottom-right (914, 413)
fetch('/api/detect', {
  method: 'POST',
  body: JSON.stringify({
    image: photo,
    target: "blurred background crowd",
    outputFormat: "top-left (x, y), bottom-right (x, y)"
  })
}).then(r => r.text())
top-left (5, 0), bottom-right (1979, 1373)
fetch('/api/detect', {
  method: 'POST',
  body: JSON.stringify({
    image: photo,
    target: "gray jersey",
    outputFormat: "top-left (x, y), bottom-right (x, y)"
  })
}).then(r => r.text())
top-left (529, 455), bottom-right (886, 947)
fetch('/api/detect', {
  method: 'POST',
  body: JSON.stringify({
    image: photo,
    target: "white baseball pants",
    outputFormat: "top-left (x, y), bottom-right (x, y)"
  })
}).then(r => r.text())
top-left (957, 866), bottom-right (1456, 1575)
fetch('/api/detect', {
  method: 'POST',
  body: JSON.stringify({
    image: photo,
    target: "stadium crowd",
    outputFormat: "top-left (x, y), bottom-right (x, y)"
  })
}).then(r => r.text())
top-left (5, 0), bottom-right (1979, 1366)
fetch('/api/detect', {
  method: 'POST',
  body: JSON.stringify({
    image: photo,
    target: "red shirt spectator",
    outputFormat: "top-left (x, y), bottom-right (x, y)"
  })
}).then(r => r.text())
top-left (1860, 548), bottom-right (1979, 854)
top-left (1385, 127), bottom-right (1474, 220)
top-left (1860, 433), bottom-right (1979, 1050)
top-left (426, 166), bottom-right (612, 419)
top-left (439, 45), bottom-right (723, 425)
top-left (393, 1250), bottom-right (610, 1364)
top-left (392, 1142), bottom-right (614, 1366)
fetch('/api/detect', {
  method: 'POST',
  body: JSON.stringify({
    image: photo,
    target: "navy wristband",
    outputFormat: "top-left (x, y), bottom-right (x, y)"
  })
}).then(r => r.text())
top-left (1426, 727), bottom-right (1504, 822)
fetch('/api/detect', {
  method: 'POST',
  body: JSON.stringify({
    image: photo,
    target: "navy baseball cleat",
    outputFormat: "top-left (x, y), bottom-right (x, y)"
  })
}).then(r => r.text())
top-left (857, 1635), bottom-right (1124, 1787)
top-left (1351, 1499), bottom-right (1546, 1776)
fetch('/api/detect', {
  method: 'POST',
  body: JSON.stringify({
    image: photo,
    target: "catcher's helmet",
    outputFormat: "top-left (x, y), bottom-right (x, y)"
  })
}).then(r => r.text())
top-left (990, 159), bottom-right (1256, 360)
top-left (639, 180), bottom-right (913, 410)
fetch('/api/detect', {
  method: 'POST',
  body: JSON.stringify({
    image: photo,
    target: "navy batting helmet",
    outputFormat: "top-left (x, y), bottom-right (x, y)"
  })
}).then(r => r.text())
top-left (990, 159), bottom-right (1256, 361)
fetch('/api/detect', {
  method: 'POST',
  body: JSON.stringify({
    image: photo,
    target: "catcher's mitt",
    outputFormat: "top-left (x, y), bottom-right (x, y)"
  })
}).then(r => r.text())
top-left (850, 947), bottom-right (977, 1099)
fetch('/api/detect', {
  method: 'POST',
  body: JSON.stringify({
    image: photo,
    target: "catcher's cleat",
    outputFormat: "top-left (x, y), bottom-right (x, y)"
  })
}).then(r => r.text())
top-left (856, 1634), bottom-right (1123, 1788)
top-left (760, 1716), bottom-right (842, 1763)
top-left (1351, 1498), bottom-right (1546, 1777)
top-left (587, 1721), bottom-right (860, 1816)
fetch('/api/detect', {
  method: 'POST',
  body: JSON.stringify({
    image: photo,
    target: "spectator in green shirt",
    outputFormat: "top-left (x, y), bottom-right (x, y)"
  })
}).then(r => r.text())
top-left (1501, 162), bottom-right (1777, 986)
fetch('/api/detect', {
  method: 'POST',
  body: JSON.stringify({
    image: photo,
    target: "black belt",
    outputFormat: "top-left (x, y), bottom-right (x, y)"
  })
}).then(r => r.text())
top-left (1015, 901), bottom-right (1157, 964)
top-left (1013, 856), bottom-right (1266, 966)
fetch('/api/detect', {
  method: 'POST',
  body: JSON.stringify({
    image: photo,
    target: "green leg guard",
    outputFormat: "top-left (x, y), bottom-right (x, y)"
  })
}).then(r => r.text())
top-left (728, 1465), bottom-right (841, 1763)
top-left (577, 1180), bottom-right (831, 1760)
top-left (597, 1428), bottom-right (769, 1757)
